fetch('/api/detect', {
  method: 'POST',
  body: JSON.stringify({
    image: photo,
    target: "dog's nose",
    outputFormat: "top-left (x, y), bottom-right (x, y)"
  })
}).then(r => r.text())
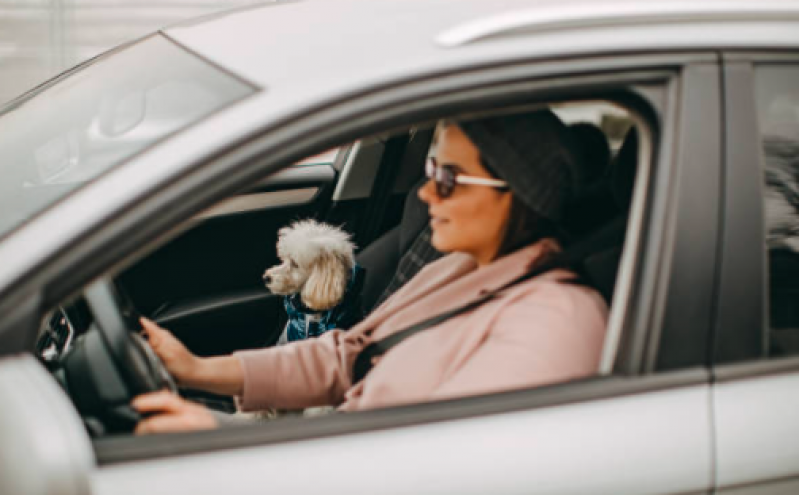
top-left (263, 273), bottom-right (271, 284)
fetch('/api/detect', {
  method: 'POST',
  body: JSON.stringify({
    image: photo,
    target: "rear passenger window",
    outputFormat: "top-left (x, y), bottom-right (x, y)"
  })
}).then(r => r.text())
top-left (755, 65), bottom-right (799, 356)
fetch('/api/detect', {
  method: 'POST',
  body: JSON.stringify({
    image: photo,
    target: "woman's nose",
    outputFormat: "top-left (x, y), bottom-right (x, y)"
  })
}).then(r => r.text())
top-left (418, 178), bottom-right (438, 204)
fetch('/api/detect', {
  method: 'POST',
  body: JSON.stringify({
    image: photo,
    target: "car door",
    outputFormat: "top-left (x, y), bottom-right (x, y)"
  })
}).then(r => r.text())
top-left (711, 54), bottom-right (799, 494)
top-left (78, 57), bottom-right (722, 494)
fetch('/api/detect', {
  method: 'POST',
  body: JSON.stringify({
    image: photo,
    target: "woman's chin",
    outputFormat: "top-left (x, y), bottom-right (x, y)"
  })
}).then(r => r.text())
top-left (430, 231), bottom-right (454, 253)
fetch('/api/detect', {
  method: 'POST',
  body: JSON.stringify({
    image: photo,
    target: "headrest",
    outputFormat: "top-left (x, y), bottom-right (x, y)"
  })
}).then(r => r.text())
top-left (569, 122), bottom-right (611, 195)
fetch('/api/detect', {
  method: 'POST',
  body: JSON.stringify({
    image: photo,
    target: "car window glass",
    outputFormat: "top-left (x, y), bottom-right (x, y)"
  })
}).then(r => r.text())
top-left (0, 34), bottom-right (255, 241)
top-left (755, 65), bottom-right (799, 357)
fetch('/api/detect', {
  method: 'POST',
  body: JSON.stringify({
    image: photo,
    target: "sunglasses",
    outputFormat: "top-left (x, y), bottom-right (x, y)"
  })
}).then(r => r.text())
top-left (425, 156), bottom-right (509, 198)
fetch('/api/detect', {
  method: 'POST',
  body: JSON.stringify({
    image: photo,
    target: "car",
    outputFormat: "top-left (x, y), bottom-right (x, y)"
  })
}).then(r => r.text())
top-left (1, 0), bottom-right (799, 493)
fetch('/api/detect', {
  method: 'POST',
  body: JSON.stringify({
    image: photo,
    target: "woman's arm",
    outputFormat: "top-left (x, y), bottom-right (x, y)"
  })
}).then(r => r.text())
top-left (141, 318), bottom-right (243, 395)
top-left (142, 317), bottom-right (367, 409)
top-left (234, 328), bottom-right (363, 410)
top-left (185, 355), bottom-right (243, 396)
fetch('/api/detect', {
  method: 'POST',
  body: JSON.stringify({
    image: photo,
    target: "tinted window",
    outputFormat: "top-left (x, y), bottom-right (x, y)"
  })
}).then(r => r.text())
top-left (755, 65), bottom-right (799, 357)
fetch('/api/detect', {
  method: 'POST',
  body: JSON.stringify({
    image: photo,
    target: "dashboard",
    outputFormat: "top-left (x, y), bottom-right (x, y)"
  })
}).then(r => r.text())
top-left (35, 299), bottom-right (92, 365)
top-left (33, 291), bottom-right (165, 435)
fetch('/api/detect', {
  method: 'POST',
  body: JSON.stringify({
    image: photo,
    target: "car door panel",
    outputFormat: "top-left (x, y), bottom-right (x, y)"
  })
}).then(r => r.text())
top-left (713, 55), bottom-right (799, 494)
top-left (713, 368), bottom-right (799, 494)
top-left (89, 61), bottom-right (718, 493)
top-left (92, 378), bottom-right (714, 495)
top-left (154, 289), bottom-right (283, 355)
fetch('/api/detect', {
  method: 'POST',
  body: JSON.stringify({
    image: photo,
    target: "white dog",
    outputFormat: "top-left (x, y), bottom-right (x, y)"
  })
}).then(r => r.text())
top-left (264, 219), bottom-right (364, 344)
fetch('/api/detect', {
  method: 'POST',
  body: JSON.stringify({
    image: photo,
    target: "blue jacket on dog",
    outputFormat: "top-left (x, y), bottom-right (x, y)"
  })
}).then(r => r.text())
top-left (284, 264), bottom-right (365, 342)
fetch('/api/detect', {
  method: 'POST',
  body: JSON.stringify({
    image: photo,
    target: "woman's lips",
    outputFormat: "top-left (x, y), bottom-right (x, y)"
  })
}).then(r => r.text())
top-left (430, 216), bottom-right (448, 228)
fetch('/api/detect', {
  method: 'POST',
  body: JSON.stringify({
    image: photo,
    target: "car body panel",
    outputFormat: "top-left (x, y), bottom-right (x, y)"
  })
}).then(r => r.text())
top-left (92, 382), bottom-right (713, 495)
top-left (164, 0), bottom-right (799, 96)
top-left (647, 62), bottom-right (723, 373)
top-left (709, 51), bottom-right (799, 493)
top-left (714, 58), bottom-right (766, 365)
top-left (0, 355), bottom-right (93, 495)
top-left (714, 369), bottom-right (799, 492)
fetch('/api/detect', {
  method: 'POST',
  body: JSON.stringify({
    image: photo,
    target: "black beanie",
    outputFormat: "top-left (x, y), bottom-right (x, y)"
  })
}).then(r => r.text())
top-left (458, 109), bottom-right (576, 222)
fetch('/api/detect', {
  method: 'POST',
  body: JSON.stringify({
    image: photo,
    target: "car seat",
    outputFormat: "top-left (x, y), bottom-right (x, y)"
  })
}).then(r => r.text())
top-left (356, 179), bottom-right (441, 313)
top-left (577, 127), bottom-right (639, 303)
top-left (562, 122), bottom-right (617, 238)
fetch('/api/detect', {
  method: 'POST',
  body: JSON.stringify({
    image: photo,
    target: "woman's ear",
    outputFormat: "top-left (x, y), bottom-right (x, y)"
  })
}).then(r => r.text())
top-left (301, 252), bottom-right (348, 311)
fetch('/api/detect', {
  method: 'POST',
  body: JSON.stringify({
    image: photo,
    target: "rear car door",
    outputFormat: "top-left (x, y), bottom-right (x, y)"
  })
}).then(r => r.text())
top-left (712, 54), bottom-right (799, 494)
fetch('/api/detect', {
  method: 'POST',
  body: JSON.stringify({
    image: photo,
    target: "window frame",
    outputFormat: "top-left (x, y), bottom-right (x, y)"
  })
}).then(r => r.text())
top-left (714, 52), bottom-right (799, 371)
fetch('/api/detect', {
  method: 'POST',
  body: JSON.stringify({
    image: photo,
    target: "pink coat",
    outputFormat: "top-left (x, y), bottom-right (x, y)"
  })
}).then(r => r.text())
top-left (235, 239), bottom-right (608, 412)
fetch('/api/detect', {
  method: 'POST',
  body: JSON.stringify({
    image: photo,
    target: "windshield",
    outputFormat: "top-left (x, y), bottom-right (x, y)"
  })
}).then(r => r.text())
top-left (0, 34), bottom-right (256, 240)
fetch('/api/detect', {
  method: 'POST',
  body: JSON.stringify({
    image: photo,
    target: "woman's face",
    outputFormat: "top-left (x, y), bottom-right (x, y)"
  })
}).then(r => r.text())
top-left (418, 124), bottom-right (513, 265)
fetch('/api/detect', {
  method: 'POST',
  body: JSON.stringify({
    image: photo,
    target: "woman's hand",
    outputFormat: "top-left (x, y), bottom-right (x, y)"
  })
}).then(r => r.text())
top-left (133, 390), bottom-right (218, 435)
top-left (141, 317), bottom-right (245, 396)
top-left (140, 317), bottom-right (200, 386)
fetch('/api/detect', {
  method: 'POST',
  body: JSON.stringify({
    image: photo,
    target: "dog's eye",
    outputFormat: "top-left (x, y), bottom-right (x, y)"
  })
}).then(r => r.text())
top-left (290, 260), bottom-right (298, 268)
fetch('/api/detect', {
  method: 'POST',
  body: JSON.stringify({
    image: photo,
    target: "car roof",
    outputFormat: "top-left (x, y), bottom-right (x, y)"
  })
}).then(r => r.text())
top-left (164, 0), bottom-right (799, 93)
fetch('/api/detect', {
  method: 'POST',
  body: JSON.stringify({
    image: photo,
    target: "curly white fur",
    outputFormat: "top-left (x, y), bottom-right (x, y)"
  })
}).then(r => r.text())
top-left (263, 219), bottom-right (356, 311)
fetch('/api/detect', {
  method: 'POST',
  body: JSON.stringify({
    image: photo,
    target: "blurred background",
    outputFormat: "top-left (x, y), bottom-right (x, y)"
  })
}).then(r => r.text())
top-left (0, 0), bottom-right (259, 105)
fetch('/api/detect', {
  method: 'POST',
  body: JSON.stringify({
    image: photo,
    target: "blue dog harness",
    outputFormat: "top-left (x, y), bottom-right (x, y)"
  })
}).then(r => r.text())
top-left (284, 264), bottom-right (365, 342)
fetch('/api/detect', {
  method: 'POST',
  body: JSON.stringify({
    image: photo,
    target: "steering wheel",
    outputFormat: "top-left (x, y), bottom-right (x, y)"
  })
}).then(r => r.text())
top-left (83, 278), bottom-right (178, 398)
top-left (58, 278), bottom-right (178, 434)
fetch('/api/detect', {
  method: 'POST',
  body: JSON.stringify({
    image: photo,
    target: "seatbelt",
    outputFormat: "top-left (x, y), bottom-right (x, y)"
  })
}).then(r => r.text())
top-left (351, 254), bottom-right (565, 384)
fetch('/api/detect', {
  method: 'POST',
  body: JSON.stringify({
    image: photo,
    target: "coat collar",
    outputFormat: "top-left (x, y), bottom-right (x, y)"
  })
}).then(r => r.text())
top-left (353, 238), bottom-right (562, 335)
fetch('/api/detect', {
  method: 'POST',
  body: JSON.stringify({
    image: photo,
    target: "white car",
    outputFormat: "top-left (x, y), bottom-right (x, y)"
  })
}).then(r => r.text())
top-left (1, 1), bottom-right (799, 494)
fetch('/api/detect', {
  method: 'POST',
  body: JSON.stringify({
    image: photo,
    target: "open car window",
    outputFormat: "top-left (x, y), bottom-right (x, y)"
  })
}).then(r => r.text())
top-left (33, 92), bottom-right (652, 447)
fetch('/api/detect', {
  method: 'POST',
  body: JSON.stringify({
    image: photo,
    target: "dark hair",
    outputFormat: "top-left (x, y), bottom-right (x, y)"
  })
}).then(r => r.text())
top-left (492, 186), bottom-right (591, 287)
top-left (480, 157), bottom-right (564, 260)
top-left (495, 195), bottom-right (560, 259)
top-left (441, 120), bottom-right (579, 270)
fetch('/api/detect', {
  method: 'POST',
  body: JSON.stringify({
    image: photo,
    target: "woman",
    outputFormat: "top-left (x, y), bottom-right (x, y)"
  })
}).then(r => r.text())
top-left (133, 110), bottom-right (609, 434)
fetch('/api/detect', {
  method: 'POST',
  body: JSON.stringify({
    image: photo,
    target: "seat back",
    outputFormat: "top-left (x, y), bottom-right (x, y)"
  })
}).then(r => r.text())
top-left (356, 178), bottom-right (441, 312)
top-left (562, 122), bottom-right (616, 238)
top-left (579, 127), bottom-right (639, 303)
top-left (356, 129), bottom-right (441, 313)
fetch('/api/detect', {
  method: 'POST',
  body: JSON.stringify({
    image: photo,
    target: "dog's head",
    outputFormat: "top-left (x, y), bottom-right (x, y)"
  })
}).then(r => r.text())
top-left (263, 219), bottom-right (356, 311)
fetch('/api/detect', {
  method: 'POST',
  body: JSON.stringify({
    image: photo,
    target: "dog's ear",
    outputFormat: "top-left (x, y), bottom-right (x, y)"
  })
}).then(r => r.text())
top-left (302, 252), bottom-right (348, 311)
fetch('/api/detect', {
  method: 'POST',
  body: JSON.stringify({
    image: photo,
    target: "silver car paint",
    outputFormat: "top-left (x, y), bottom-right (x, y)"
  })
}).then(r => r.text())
top-left (164, 0), bottom-right (799, 93)
top-left (714, 371), bottom-right (799, 492)
top-left (92, 385), bottom-right (712, 495)
top-left (0, 356), bottom-right (93, 495)
top-left (435, 0), bottom-right (799, 47)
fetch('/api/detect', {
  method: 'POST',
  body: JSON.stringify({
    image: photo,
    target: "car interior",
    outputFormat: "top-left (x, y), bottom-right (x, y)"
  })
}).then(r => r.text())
top-left (32, 99), bottom-right (642, 438)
